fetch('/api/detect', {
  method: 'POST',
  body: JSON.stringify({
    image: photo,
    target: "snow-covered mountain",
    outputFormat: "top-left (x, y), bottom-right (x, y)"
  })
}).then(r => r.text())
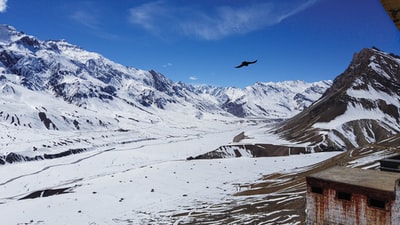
top-left (195, 80), bottom-right (331, 118)
top-left (275, 47), bottom-right (400, 150)
top-left (0, 24), bottom-right (330, 130)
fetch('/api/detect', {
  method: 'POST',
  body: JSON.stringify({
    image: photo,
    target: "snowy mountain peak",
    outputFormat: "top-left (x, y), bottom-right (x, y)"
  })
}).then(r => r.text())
top-left (276, 47), bottom-right (400, 150)
top-left (0, 24), bottom-right (22, 44)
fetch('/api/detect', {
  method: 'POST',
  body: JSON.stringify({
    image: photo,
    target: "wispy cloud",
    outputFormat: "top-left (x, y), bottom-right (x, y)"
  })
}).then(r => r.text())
top-left (70, 10), bottom-right (100, 29)
top-left (189, 76), bottom-right (198, 81)
top-left (162, 62), bottom-right (173, 68)
top-left (0, 0), bottom-right (7, 13)
top-left (127, 0), bottom-right (319, 40)
top-left (68, 1), bottom-right (106, 30)
top-left (181, 3), bottom-right (275, 40)
top-left (128, 1), bottom-right (170, 33)
top-left (67, 2), bottom-right (121, 41)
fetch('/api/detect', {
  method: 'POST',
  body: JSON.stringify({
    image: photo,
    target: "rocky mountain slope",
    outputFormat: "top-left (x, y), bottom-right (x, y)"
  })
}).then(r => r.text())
top-left (275, 47), bottom-right (400, 151)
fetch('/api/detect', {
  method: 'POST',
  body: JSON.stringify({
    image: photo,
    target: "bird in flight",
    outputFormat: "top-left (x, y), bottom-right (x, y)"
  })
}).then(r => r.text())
top-left (235, 60), bottom-right (257, 68)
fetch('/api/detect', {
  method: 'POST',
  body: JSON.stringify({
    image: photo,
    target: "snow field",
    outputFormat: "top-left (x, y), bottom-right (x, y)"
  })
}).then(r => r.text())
top-left (0, 127), bottom-right (340, 224)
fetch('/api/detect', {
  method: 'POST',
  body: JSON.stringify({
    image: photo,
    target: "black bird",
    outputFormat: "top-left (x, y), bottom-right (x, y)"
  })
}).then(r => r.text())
top-left (235, 60), bottom-right (257, 68)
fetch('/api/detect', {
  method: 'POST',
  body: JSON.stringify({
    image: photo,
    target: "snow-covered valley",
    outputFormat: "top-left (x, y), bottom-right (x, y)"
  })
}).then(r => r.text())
top-left (0, 122), bottom-right (340, 225)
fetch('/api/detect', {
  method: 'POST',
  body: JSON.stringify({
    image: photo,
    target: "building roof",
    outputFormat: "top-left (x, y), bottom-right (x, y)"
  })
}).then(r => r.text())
top-left (307, 167), bottom-right (400, 193)
top-left (380, 0), bottom-right (400, 30)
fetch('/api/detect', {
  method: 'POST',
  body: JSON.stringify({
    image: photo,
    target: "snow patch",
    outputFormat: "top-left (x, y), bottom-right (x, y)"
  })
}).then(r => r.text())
top-left (313, 103), bottom-right (386, 130)
top-left (347, 85), bottom-right (400, 107)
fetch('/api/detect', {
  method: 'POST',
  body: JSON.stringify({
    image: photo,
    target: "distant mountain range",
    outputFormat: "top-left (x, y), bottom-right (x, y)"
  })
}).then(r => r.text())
top-left (0, 24), bottom-right (331, 133)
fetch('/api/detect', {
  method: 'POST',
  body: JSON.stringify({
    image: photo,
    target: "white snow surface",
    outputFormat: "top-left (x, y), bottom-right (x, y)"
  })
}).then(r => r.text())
top-left (369, 60), bottom-right (391, 79)
top-left (0, 123), bottom-right (340, 224)
top-left (313, 103), bottom-right (384, 130)
top-left (312, 102), bottom-right (400, 148)
top-left (347, 85), bottom-right (400, 107)
top-left (313, 82), bottom-right (400, 132)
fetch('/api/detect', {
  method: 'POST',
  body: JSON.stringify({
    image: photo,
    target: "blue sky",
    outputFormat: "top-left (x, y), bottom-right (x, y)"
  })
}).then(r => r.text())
top-left (0, 0), bottom-right (399, 88)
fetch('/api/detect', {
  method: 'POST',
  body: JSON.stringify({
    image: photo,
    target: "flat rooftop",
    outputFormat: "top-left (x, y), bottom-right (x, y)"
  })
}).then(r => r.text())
top-left (307, 166), bottom-right (400, 192)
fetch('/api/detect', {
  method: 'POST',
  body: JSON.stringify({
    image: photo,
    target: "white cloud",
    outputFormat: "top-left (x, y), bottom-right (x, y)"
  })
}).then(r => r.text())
top-left (181, 3), bottom-right (273, 40)
top-left (128, 1), bottom-right (170, 33)
top-left (0, 0), bottom-right (7, 13)
top-left (68, 2), bottom-right (105, 30)
top-left (162, 62), bottom-right (173, 68)
top-left (71, 10), bottom-right (100, 29)
top-left (189, 76), bottom-right (198, 81)
top-left (128, 0), bottom-right (319, 40)
top-left (67, 3), bottom-right (122, 41)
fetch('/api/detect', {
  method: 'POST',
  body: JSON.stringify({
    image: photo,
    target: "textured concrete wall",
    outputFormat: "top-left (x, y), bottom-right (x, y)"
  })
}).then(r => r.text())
top-left (392, 179), bottom-right (400, 225)
top-left (306, 182), bottom-right (394, 225)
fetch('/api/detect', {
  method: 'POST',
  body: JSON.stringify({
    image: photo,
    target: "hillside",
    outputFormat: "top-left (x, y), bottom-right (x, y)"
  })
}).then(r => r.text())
top-left (276, 47), bottom-right (400, 150)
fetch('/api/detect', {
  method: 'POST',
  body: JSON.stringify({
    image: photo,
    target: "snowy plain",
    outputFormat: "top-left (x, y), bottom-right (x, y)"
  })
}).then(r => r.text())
top-left (0, 120), bottom-right (340, 225)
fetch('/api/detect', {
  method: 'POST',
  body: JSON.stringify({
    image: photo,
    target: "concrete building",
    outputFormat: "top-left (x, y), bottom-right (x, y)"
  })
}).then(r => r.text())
top-left (306, 167), bottom-right (400, 225)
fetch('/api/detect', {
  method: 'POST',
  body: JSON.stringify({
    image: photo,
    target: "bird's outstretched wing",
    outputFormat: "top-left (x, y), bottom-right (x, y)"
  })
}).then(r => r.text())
top-left (235, 60), bottom-right (257, 68)
top-left (235, 63), bottom-right (245, 68)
